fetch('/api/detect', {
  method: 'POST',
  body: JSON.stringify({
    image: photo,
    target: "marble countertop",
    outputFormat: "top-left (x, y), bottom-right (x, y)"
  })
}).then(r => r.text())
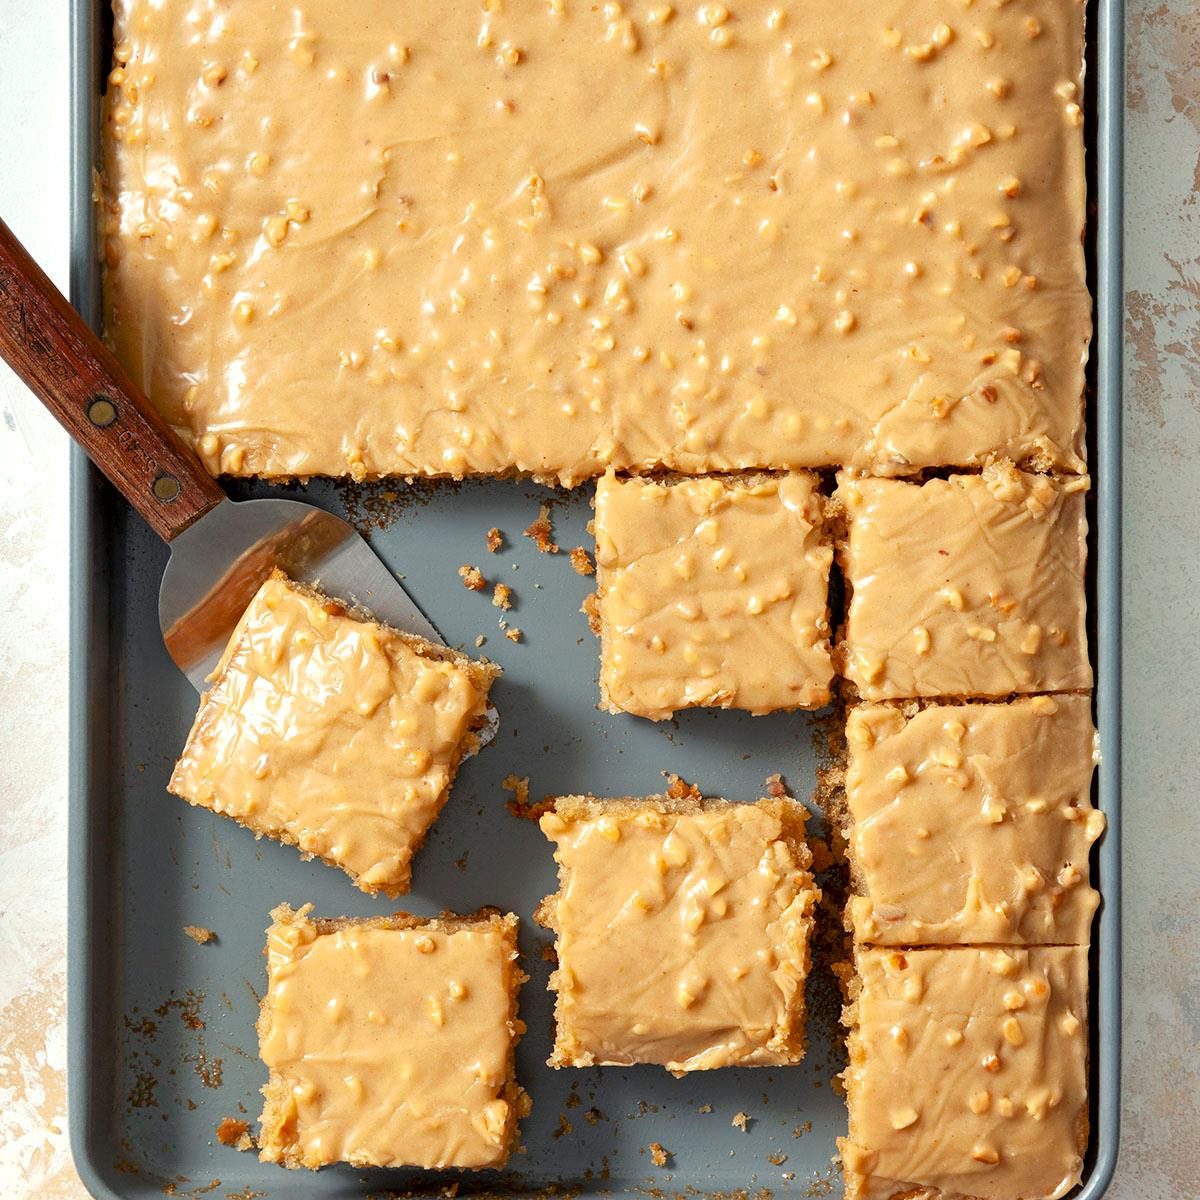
top-left (1, 2), bottom-right (1197, 1196)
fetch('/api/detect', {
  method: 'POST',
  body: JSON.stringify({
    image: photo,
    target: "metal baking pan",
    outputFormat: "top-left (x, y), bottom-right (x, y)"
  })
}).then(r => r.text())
top-left (66, 1), bottom-right (1123, 1196)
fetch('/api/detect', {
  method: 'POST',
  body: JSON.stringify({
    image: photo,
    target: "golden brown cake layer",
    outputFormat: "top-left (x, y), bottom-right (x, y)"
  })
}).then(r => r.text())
top-left (169, 571), bottom-right (497, 895)
top-left (537, 795), bottom-right (819, 1073)
top-left (840, 946), bottom-right (1089, 1200)
top-left (594, 471), bottom-right (833, 719)
top-left (844, 696), bottom-right (1103, 946)
top-left (257, 903), bottom-right (527, 1170)
top-left (837, 466), bottom-right (1091, 701)
top-left (103, 0), bottom-right (1087, 481)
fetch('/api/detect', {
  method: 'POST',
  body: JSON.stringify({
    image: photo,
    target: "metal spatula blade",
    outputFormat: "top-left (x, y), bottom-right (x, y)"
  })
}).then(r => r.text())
top-left (159, 496), bottom-right (441, 690)
top-left (0, 218), bottom-right (460, 702)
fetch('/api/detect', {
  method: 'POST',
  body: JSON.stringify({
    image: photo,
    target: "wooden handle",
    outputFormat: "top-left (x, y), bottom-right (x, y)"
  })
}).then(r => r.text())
top-left (0, 218), bottom-right (225, 541)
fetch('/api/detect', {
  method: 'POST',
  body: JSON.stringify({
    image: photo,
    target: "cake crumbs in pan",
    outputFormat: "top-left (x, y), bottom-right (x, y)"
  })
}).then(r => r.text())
top-left (215, 1117), bottom-right (252, 1150)
top-left (524, 504), bottom-right (559, 553)
top-left (569, 546), bottom-right (595, 576)
top-left (458, 564), bottom-right (487, 591)
top-left (648, 1142), bottom-right (672, 1167)
top-left (663, 772), bottom-right (702, 801)
top-left (580, 591), bottom-right (600, 634)
top-left (486, 527), bottom-right (505, 553)
top-left (493, 583), bottom-right (513, 610)
top-left (502, 775), bottom-right (532, 816)
top-left (183, 925), bottom-right (216, 945)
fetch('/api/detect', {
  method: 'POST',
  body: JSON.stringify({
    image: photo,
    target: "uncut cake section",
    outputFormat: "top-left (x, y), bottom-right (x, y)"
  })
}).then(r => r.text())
top-left (101, 0), bottom-right (1088, 482)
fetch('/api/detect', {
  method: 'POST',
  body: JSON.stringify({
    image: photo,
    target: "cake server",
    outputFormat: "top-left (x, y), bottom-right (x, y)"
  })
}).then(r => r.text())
top-left (0, 217), bottom-right (450, 692)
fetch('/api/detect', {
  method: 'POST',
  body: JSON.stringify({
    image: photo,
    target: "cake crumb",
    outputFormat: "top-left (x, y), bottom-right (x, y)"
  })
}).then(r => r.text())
top-left (493, 582), bottom-right (513, 610)
top-left (215, 1117), bottom-right (251, 1149)
top-left (767, 1151), bottom-right (788, 1166)
top-left (486, 527), bottom-right (504, 553)
top-left (580, 591), bottom-right (600, 634)
top-left (810, 837), bottom-right (834, 873)
top-left (553, 1115), bottom-right (573, 1139)
top-left (504, 626), bottom-right (522, 643)
top-left (502, 774), bottom-right (530, 806)
top-left (648, 1142), bottom-right (671, 1167)
top-left (458, 564), bottom-right (486, 591)
top-left (697, 1103), bottom-right (713, 1114)
top-left (569, 546), bottom-right (595, 576)
top-left (502, 774), bottom-right (548, 821)
top-left (764, 772), bottom-right (789, 798)
top-left (184, 926), bottom-right (215, 945)
top-left (732, 1111), bottom-right (751, 1132)
top-left (585, 1106), bottom-right (607, 1125)
top-left (503, 778), bottom-right (554, 821)
top-left (792, 1120), bottom-right (813, 1138)
top-left (664, 773), bottom-right (702, 802)
top-left (474, 634), bottom-right (487, 647)
top-left (782, 1171), bottom-right (795, 1182)
top-left (524, 504), bottom-right (559, 553)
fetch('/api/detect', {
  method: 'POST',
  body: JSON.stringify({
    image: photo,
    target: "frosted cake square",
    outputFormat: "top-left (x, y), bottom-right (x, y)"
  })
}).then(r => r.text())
top-left (169, 571), bottom-right (497, 895)
top-left (836, 467), bottom-right (1091, 700)
top-left (537, 795), bottom-right (818, 1073)
top-left (840, 945), bottom-right (1089, 1200)
top-left (842, 696), bottom-right (1103, 946)
top-left (257, 903), bottom-right (527, 1170)
top-left (594, 471), bottom-right (833, 720)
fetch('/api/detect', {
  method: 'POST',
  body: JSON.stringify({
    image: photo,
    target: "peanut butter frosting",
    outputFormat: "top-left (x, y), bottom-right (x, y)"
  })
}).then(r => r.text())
top-left (840, 946), bottom-right (1088, 1200)
top-left (837, 465), bottom-right (1092, 700)
top-left (538, 796), bottom-right (818, 1073)
top-left (102, 0), bottom-right (1086, 482)
top-left (169, 572), bottom-right (497, 896)
top-left (258, 904), bottom-right (526, 1170)
top-left (595, 472), bottom-right (832, 719)
top-left (845, 696), bottom-right (1103, 946)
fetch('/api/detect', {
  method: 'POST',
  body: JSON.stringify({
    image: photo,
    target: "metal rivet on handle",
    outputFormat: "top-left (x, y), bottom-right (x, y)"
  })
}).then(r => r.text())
top-left (152, 473), bottom-right (181, 503)
top-left (87, 396), bottom-right (117, 427)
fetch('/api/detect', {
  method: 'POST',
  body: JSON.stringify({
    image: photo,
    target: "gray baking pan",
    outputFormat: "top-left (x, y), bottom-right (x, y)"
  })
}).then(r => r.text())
top-left (66, 1), bottom-right (1123, 1196)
